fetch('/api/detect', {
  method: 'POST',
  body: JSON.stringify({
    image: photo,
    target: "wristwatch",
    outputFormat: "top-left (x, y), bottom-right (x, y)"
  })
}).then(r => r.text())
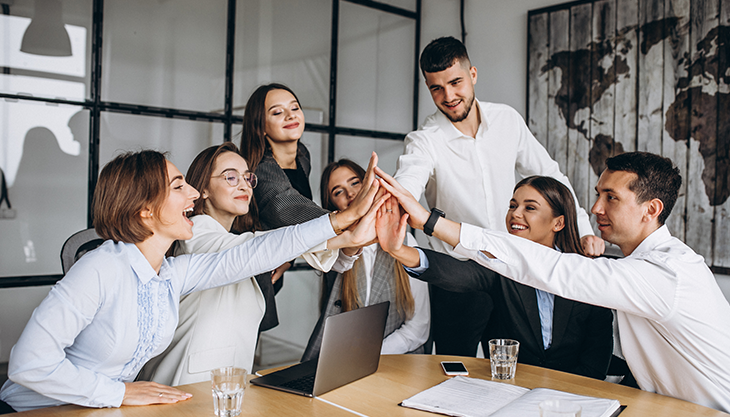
top-left (424, 207), bottom-right (445, 236)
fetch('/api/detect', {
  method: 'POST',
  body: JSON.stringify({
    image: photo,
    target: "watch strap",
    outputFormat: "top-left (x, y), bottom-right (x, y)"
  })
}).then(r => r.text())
top-left (424, 208), bottom-right (445, 236)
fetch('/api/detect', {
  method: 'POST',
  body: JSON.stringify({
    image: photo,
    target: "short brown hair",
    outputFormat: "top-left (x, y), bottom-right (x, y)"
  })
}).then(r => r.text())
top-left (420, 36), bottom-right (471, 75)
top-left (605, 151), bottom-right (681, 225)
top-left (93, 150), bottom-right (169, 243)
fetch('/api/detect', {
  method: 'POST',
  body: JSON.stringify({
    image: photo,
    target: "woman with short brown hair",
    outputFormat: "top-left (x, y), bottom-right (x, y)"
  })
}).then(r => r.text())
top-left (0, 149), bottom-right (383, 412)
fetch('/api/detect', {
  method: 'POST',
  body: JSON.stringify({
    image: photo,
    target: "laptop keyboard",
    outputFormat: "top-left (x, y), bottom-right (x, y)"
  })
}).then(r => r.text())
top-left (280, 374), bottom-right (316, 392)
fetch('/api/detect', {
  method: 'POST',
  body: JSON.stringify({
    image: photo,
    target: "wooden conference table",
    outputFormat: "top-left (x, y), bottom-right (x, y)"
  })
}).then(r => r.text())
top-left (15, 355), bottom-right (728, 416)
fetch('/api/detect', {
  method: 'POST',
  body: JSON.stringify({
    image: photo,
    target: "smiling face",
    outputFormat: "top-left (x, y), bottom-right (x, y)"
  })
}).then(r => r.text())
top-left (592, 170), bottom-right (653, 255)
top-left (327, 166), bottom-right (363, 212)
top-left (150, 160), bottom-right (200, 242)
top-left (424, 60), bottom-right (477, 124)
top-left (506, 185), bottom-right (564, 248)
top-left (202, 151), bottom-right (253, 229)
top-left (264, 88), bottom-right (305, 144)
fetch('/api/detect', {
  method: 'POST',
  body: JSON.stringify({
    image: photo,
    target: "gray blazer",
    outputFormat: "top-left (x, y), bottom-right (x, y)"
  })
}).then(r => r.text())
top-left (254, 142), bottom-right (328, 230)
top-left (302, 246), bottom-right (425, 362)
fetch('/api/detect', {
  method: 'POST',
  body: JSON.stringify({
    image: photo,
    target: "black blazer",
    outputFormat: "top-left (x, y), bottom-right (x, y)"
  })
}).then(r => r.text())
top-left (418, 249), bottom-right (613, 380)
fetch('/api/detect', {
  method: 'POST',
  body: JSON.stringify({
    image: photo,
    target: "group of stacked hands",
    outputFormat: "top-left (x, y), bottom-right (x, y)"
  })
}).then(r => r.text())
top-left (0, 36), bottom-right (729, 414)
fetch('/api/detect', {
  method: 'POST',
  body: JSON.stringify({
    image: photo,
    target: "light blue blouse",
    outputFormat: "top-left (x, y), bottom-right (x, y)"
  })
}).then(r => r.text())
top-left (0, 215), bottom-right (334, 412)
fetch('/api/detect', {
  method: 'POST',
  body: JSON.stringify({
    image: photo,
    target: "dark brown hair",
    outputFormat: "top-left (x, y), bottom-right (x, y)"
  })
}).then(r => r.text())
top-left (605, 151), bottom-right (681, 225)
top-left (420, 36), bottom-right (471, 74)
top-left (93, 150), bottom-right (168, 243)
top-left (239, 83), bottom-right (302, 172)
top-left (185, 142), bottom-right (260, 233)
top-left (513, 176), bottom-right (585, 256)
top-left (320, 159), bottom-right (415, 320)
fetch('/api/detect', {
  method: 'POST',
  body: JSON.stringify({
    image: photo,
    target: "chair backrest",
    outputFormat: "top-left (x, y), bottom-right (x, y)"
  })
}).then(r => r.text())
top-left (60, 228), bottom-right (104, 274)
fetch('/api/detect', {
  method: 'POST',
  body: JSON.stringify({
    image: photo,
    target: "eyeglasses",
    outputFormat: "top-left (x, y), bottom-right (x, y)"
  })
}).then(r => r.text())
top-left (214, 170), bottom-right (258, 189)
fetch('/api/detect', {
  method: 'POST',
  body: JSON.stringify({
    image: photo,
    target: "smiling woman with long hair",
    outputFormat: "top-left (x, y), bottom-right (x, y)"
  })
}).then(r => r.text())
top-left (0, 149), bottom-right (383, 412)
top-left (301, 159), bottom-right (430, 361)
top-left (239, 83), bottom-right (378, 331)
top-left (376, 175), bottom-right (613, 380)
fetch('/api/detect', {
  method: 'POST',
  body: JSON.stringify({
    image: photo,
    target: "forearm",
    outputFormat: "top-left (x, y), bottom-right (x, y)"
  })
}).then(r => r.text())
top-left (415, 249), bottom-right (496, 293)
top-left (181, 214), bottom-right (336, 294)
top-left (430, 217), bottom-right (462, 249)
top-left (387, 245), bottom-right (421, 268)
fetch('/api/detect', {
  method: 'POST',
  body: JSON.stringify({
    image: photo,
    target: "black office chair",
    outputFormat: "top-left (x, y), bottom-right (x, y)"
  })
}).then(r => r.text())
top-left (60, 228), bottom-right (104, 274)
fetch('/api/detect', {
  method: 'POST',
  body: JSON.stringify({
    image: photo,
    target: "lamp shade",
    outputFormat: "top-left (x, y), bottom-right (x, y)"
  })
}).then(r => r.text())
top-left (20, 0), bottom-right (72, 57)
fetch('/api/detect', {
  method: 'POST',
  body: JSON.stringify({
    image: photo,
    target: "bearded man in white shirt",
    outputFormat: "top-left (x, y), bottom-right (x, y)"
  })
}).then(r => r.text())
top-left (377, 151), bottom-right (730, 412)
top-left (394, 36), bottom-right (604, 356)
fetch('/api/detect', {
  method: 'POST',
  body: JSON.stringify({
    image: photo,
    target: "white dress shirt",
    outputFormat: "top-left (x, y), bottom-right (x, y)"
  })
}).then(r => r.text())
top-left (395, 100), bottom-right (593, 258)
top-left (455, 224), bottom-right (730, 412)
top-left (0, 215), bottom-right (335, 412)
top-left (137, 214), bottom-right (339, 386)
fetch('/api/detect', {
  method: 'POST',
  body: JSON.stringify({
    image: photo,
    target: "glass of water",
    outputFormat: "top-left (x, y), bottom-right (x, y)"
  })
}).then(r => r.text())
top-left (211, 367), bottom-right (247, 417)
top-left (488, 339), bottom-right (520, 380)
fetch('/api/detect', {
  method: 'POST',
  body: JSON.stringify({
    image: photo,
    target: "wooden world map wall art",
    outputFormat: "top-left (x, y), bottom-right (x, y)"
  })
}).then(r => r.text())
top-left (527, 0), bottom-right (730, 270)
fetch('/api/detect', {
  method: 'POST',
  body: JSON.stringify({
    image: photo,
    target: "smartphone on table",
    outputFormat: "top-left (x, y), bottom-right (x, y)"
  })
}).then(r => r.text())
top-left (440, 361), bottom-right (469, 376)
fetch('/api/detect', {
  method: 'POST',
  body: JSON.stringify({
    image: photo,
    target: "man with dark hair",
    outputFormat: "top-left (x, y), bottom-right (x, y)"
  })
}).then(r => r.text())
top-left (394, 36), bottom-right (604, 356)
top-left (383, 150), bottom-right (730, 411)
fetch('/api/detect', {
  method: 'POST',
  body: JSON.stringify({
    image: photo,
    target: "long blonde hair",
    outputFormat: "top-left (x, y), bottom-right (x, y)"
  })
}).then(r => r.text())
top-left (320, 159), bottom-right (415, 320)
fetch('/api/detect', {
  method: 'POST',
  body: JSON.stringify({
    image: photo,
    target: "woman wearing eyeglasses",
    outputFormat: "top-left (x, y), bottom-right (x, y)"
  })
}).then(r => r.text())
top-left (137, 142), bottom-right (372, 386)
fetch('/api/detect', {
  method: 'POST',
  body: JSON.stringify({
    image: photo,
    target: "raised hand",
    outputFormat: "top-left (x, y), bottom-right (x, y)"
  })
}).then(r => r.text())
top-left (374, 166), bottom-right (429, 230)
top-left (345, 191), bottom-right (389, 248)
top-left (122, 381), bottom-right (192, 406)
top-left (375, 196), bottom-right (422, 268)
top-left (376, 196), bottom-right (408, 255)
top-left (328, 191), bottom-right (389, 250)
top-left (337, 152), bottom-right (380, 228)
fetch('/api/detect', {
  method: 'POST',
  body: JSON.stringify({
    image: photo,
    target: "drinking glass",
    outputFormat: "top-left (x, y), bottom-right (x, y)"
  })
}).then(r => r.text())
top-left (488, 339), bottom-right (520, 380)
top-left (211, 367), bottom-right (247, 417)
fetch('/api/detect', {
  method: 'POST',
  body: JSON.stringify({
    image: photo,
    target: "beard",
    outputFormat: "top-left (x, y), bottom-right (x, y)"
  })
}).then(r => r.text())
top-left (440, 93), bottom-right (475, 123)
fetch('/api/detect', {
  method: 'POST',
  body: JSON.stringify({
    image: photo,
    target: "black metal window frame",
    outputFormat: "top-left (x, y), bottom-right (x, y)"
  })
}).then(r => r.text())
top-left (0, 0), bottom-right (421, 287)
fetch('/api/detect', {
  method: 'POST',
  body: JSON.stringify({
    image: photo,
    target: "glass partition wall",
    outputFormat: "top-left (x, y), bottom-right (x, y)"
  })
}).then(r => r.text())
top-left (0, 0), bottom-right (421, 287)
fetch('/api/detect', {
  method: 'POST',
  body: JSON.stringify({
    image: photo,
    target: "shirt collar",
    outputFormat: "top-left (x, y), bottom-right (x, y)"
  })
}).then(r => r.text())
top-left (628, 225), bottom-right (671, 257)
top-left (122, 242), bottom-right (161, 284)
top-left (431, 98), bottom-right (485, 141)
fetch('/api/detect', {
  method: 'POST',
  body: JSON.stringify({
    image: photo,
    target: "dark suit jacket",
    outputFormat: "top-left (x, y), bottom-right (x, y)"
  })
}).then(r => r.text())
top-left (418, 249), bottom-right (613, 380)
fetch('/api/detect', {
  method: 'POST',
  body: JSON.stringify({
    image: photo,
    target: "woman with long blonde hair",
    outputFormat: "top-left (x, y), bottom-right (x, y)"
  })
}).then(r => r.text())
top-left (301, 159), bottom-right (430, 360)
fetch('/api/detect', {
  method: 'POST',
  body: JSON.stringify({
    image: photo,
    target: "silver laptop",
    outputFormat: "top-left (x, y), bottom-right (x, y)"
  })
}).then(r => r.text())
top-left (250, 301), bottom-right (389, 397)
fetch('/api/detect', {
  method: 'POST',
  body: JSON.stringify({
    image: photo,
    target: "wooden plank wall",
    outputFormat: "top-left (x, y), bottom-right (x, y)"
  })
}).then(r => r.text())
top-left (527, 0), bottom-right (730, 268)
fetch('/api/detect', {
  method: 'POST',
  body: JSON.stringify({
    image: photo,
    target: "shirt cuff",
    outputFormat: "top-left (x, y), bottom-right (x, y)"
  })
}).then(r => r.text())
top-left (455, 223), bottom-right (509, 264)
top-left (403, 248), bottom-right (429, 277)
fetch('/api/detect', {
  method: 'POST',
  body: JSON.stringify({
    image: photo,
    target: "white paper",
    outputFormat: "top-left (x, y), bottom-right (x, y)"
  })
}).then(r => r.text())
top-left (490, 388), bottom-right (621, 417)
top-left (400, 376), bottom-right (529, 417)
top-left (400, 377), bottom-right (621, 417)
